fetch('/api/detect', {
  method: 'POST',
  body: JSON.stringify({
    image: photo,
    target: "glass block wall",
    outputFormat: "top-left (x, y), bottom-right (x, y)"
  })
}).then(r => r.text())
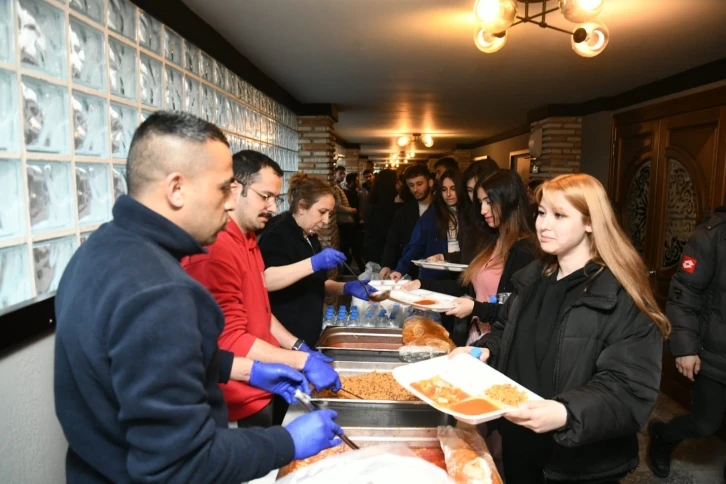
top-left (0, 0), bottom-right (299, 310)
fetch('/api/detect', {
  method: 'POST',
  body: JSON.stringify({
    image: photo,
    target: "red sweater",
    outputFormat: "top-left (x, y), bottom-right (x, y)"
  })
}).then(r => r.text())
top-left (182, 220), bottom-right (279, 421)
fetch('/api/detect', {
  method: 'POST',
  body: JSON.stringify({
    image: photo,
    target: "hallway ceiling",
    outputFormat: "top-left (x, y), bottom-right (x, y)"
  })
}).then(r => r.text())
top-left (182, 0), bottom-right (726, 160)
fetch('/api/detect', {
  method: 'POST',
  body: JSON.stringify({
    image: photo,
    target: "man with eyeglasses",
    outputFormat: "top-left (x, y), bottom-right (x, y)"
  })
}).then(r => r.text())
top-left (183, 150), bottom-right (341, 429)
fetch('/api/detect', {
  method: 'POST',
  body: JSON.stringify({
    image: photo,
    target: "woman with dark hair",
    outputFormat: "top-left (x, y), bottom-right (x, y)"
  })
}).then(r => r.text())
top-left (404, 170), bottom-right (538, 343)
top-left (449, 160), bottom-right (500, 263)
top-left (363, 169), bottom-right (401, 265)
top-left (258, 174), bottom-right (375, 347)
top-left (389, 169), bottom-right (463, 281)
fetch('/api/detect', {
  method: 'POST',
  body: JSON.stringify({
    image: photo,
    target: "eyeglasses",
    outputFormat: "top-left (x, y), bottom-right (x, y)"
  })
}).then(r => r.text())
top-left (247, 186), bottom-right (284, 207)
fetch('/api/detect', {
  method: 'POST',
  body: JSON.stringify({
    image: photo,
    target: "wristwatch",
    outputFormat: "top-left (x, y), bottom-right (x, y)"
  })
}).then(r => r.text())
top-left (292, 338), bottom-right (305, 351)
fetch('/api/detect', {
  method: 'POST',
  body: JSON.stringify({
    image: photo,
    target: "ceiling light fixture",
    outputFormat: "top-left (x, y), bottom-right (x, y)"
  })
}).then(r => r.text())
top-left (394, 133), bottom-right (434, 151)
top-left (473, 0), bottom-right (609, 58)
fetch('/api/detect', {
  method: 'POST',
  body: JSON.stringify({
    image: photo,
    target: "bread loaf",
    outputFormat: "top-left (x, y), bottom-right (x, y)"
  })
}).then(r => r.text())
top-left (402, 317), bottom-right (451, 344)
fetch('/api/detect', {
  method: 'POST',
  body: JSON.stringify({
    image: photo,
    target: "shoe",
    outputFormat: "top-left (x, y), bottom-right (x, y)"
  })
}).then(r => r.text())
top-left (647, 420), bottom-right (676, 478)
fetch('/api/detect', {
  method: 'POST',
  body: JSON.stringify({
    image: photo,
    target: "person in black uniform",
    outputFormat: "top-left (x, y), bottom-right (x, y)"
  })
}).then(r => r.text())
top-left (648, 206), bottom-right (726, 479)
top-left (259, 173), bottom-right (375, 347)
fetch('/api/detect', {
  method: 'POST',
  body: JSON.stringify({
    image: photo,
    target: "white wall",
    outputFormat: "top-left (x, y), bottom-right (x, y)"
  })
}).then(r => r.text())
top-left (0, 334), bottom-right (67, 483)
top-left (471, 132), bottom-right (530, 169)
top-left (581, 111), bottom-right (613, 187)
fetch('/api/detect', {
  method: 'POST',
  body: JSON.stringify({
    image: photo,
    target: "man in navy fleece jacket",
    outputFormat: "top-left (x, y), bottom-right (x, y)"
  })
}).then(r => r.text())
top-left (54, 112), bottom-right (342, 483)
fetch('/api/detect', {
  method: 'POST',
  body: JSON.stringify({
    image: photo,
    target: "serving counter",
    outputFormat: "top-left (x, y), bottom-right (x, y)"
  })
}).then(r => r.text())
top-left (249, 327), bottom-right (452, 483)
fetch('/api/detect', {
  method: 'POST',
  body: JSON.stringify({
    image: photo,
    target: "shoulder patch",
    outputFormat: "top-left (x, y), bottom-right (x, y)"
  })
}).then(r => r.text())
top-left (681, 256), bottom-right (697, 273)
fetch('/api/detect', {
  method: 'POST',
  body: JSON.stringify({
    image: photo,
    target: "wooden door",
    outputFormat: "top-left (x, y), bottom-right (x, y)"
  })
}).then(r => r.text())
top-left (612, 102), bottom-right (726, 420)
top-left (651, 108), bottom-right (726, 403)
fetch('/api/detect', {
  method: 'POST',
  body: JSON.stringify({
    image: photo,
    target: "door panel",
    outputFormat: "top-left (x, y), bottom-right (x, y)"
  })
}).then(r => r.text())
top-left (611, 120), bottom-right (660, 270)
top-left (613, 103), bottom-right (726, 434)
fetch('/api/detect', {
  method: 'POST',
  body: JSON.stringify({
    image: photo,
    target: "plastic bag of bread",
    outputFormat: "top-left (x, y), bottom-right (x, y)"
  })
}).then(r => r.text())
top-left (436, 426), bottom-right (502, 484)
top-left (400, 316), bottom-right (456, 362)
top-left (276, 443), bottom-right (452, 484)
top-left (402, 316), bottom-right (451, 343)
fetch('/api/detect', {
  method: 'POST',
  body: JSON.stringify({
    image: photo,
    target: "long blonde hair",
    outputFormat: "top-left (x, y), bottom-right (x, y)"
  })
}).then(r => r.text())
top-left (538, 174), bottom-right (670, 337)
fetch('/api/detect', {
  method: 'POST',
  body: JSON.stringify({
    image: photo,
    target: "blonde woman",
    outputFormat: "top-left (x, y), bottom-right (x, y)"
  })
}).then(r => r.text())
top-left (454, 173), bottom-right (669, 483)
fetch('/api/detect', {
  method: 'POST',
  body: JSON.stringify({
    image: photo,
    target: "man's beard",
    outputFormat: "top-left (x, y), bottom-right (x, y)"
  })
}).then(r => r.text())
top-left (414, 189), bottom-right (430, 201)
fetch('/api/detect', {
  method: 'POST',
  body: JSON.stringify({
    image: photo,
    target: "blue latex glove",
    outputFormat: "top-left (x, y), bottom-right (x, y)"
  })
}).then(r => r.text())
top-left (302, 354), bottom-right (342, 392)
top-left (343, 279), bottom-right (377, 301)
top-left (249, 361), bottom-right (310, 404)
top-left (299, 342), bottom-right (334, 364)
top-left (311, 248), bottom-right (346, 272)
top-left (286, 409), bottom-right (343, 460)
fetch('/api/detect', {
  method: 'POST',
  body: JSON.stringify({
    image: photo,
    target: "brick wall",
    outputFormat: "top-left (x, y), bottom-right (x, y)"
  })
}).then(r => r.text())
top-left (297, 115), bottom-right (339, 252)
top-left (298, 116), bottom-right (336, 182)
top-left (530, 116), bottom-right (582, 180)
top-left (344, 147), bottom-right (361, 175)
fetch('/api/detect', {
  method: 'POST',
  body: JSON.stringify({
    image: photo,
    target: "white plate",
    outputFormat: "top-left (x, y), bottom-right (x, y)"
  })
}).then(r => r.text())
top-left (392, 354), bottom-right (542, 425)
top-left (369, 280), bottom-right (408, 290)
top-left (388, 288), bottom-right (457, 312)
top-left (412, 260), bottom-right (469, 272)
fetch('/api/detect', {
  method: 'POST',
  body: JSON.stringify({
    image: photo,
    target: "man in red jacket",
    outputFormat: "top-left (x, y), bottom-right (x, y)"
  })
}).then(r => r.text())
top-left (183, 151), bottom-right (341, 427)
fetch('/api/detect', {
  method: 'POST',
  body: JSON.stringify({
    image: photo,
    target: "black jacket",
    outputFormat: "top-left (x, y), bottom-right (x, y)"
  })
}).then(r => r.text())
top-left (421, 238), bottom-right (538, 323)
top-left (667, 207), bottom-right (726, 384)
top-left (476, 260), bottom-right (663, 481)
top-left (363, 200), bottom-right (401, 265)
top-left (381, 200), bottom-right (426, 269)
top-left (258, 212), bottom-right (328, 348)
top-left (54, 196), bottom-right (294, 484)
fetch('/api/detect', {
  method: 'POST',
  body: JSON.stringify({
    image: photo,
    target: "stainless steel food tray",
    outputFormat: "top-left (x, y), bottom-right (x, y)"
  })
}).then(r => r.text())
top-left (311, 361), bottom-right (449, 428)
top-left (317, 327), bottom-right (403, 361)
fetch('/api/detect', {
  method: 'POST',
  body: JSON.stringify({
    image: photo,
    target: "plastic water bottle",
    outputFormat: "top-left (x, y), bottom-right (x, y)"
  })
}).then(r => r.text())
top-left (391, 304), bottom-right (405, 328)
top-left (362, 304), bottom-right (377, 327)
top-left (375, 309), bottom-right (388, 328)
top-left (348, 310), bottom-right (359, 327)
top-left (348, 306), bottom-right (359, 324)
top-left (496, 292), bottom-right (511, 304)
top-left (335, 306), bottom-right (348, 326)
top-left (322, 306), bottom-right (335, 330)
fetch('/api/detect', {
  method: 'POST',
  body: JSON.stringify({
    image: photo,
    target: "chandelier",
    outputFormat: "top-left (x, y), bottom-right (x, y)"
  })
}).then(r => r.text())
top-left (386, 150), bottom-right (411, 169)
top-left (473, 0), bottom-right (609, 58)
top-left (390, 133), bottom-right (434, 166)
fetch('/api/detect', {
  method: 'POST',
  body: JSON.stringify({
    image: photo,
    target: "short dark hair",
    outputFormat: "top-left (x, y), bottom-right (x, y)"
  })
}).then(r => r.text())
top-left (363, 169), bottom-right (373, 176)
top-left (434, 157), bottom-right (459, 172)
top-left (231, 150), bottom-right (283, 186)
top-left (404, 163), bottom-right (430, 181)
top-left (335, 165), bottom-right (346, 173)
top-left (127, 111), bottom-right (228, 196)
top-left (345, 172), bottom-right (358, 185)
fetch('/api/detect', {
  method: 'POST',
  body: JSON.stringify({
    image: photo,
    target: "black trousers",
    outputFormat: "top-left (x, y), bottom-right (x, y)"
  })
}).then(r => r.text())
top-left (660, 373), bottom-right (726, 444)
top-left (338, 223), bottom-right (363, 269)
top-left (236, 395), bottom-right (289, 428)
top-left (501, 429), bottom-right (621, 484)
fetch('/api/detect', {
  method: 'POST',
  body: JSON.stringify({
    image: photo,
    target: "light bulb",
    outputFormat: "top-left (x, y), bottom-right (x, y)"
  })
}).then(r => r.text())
top-left (474, 27), bottom-right (508, 54)
top-left (422, 134), bottom-right (434, 148)
top-left (559, 0), bottom-right (604, 23)
top-left (473, 0), bottom-right (518, 33)
top-left (397, 135), bottom-right (410, 147)
top-left (572, 22), bottom-right (609, 58)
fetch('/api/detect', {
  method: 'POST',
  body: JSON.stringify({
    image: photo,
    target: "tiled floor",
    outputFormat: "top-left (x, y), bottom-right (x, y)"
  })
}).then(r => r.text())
top-left (622, 394), bottom-right (726, 484)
